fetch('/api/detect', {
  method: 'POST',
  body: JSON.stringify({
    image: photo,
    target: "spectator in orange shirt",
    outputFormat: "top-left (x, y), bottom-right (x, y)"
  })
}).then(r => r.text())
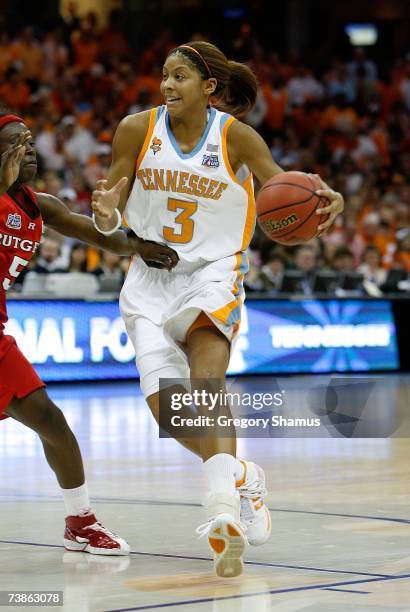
top-left (395, 234), bottom-right (410, 272)
top-left (261, 75), bottom-right (288, 135)
top-left (10, 26), bottom-right (44, 91)
top-left (320, 94), bottom-right (358, 133)
top-left (116, 65), bottom-right (159, 114)
top-left (0, 67), bottom-right (31, 110)
top-left (0, 31), bottom-right (14, 79)
top-left (83, 143), bottom-right (111, 190)
top-left (100, 10), bottom-right (131, 62)
top-left (72, 22), bottom-right (100, 72)
top-left (375, 74), bottom-right (401, 120)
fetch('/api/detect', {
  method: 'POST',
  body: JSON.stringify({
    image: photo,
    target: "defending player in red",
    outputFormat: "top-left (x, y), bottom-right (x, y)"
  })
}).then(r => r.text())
top-left (0, 112), bottom-right (178, 554)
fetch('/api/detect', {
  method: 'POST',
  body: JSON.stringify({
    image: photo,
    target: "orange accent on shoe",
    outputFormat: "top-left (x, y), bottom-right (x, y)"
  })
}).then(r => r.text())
top-left (254, 500), bottom-right (263, 511)
top-left (227, 524), bottom-right (240, 537)
top-left (209, 537), bottom-right (225, 554)
top-left (214, 528), bottom-right (222, 535)
top-left (235, 459), bottom-right (247, 488)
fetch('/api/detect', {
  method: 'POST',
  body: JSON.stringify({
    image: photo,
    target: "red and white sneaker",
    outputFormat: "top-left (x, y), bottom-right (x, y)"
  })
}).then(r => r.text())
top-left (236, 460), bottom-right (271, 546)
top-left (64, 513), bottom-right (130, 556)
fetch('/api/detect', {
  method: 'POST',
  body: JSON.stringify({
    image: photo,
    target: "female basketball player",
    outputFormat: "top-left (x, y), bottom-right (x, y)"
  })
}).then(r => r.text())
top-left (91, 41), bottom-right (344, 576)
top-left (0, 112), bottom-right (178, 555)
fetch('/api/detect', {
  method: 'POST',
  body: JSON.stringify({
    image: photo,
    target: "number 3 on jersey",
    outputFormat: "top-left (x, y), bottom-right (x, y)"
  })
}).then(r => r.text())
top-left (163, 198), bottom-right (197, 244)
top-left (3, 255), bottom-right (29, 290)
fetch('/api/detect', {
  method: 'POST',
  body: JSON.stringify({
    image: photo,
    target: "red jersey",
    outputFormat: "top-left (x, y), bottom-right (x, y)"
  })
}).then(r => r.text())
top-left (0, 185), bottom-right (42, 358)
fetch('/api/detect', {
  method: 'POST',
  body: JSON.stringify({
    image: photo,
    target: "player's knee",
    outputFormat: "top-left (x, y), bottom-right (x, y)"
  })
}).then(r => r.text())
top-left (190, 361), bottom-right (226, 380)
top-left (31, 397), bottom-right (72, 442)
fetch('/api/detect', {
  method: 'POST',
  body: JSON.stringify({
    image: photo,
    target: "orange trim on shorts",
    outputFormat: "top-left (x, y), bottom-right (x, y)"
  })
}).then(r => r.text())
top-left (186, 312), bottom-right (216, 340)
top-left (210, 298), bottom-right (240, 327)
top-left (210, 252), bottom-right (245, 328)
top-left (136, 107), bottom-right (158, 170)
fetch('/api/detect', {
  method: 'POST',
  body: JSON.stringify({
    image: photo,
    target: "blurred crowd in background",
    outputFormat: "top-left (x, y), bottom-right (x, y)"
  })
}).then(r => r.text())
top-left (1, 4), bottom-right (409, 296)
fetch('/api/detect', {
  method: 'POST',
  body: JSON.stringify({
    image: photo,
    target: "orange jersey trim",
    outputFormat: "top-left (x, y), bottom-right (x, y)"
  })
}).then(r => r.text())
top-left (136, 107), bottom-right (158, 170)
top-left (221, 116), bottom-right (239, 184)
top-left (241, 175), bottom-right (256, 250)
top-left (221, 117), bottom-right (256, 251)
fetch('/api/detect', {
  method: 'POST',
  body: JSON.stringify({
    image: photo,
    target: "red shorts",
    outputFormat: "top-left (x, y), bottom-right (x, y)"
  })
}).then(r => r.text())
top-left (0, 335), bottom-right (45, 420)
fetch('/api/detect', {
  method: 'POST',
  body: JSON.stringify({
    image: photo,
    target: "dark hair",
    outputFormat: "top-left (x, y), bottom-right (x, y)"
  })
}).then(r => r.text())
top-left (364, 245), bottom-right (381, 258)
top-left (69, 242), bottom-right (88, 272)
top-left (333, 246), bottom-right (354, 259)
top-left (168, 41), bottom-right (258, 117)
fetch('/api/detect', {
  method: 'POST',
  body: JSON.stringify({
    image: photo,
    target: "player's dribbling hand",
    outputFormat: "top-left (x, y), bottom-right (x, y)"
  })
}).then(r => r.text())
top-left (0, 130), bottom-right (31, 190)
top-left (313, 176), bottom-right (344, 237)
top-left (91, 177), bottom-right (128, 219)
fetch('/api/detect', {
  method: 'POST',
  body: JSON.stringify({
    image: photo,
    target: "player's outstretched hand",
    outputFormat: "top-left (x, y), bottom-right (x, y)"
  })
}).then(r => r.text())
top-left (0, 130), bottom-right (31, 191)
top-left (313, 176), bottom-right (344, 237)
top-left (91, 177), bottom-right (128, 219)
top-left (138, 239), bottom-right (179, 271)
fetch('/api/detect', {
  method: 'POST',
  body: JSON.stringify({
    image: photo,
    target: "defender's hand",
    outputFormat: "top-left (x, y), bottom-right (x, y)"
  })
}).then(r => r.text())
top-left (138, 239), bottom-right (179, 271)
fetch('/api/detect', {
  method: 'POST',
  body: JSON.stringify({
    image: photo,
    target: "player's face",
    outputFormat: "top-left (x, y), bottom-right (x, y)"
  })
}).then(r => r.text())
top-left (161, 54), bottom-right (211, 117)
top-left (0, 122), bottom-right (37, 184)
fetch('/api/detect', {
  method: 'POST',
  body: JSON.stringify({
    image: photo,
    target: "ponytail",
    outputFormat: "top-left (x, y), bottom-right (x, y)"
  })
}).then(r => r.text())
top-left (222, 60), bottom-right (258, 117)
top-left (168, 41), bottom-right (258, 117)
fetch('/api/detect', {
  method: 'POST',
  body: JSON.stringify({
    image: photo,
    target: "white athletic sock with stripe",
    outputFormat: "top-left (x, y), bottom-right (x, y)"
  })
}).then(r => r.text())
top-left (204, 453), bottom-right (238, 496)
top-left (61, 482), bottom-right (92, 517)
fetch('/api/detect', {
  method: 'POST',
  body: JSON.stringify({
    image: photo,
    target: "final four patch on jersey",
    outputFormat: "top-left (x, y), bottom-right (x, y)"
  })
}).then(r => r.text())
top-left (150, 136), bottom-right (162, 155)
top-left (6, 213), bottom-right (22, 230)
top-left (202, 154), bottom-right (220, 168)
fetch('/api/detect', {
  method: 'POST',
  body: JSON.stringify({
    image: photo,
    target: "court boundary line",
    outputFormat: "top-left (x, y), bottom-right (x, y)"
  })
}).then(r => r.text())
top-left (323, 587), bottom-right (370, 594)
top-left (2, 493), bottom-right (410, 525)
top-left (0, 539), bottom-right (391, 578)
top-left (103, 572), bottom-right (410, 611)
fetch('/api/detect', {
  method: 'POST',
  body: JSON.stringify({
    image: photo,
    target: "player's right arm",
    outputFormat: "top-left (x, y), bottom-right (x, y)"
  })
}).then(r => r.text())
top-left (90, 111), bottom-right (150, 232)
top-left (228, 120), bottom-right (344, 234)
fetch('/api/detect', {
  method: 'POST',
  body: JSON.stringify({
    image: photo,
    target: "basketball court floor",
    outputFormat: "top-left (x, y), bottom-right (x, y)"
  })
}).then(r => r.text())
top-left (1, 374), bottom-right (410, 611)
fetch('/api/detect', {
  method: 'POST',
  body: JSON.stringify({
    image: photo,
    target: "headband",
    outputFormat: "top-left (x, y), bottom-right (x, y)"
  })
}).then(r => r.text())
top-left (178, 45), bottom-right (213, 78)
top-left (0, 114), bottom-right (26, 129)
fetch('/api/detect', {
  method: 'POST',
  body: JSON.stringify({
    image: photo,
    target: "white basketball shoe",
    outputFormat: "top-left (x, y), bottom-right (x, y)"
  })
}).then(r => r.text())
top-left (197, 491), bottom-right (247, 578)
top-left (236, 460), bottom-right (271, 546)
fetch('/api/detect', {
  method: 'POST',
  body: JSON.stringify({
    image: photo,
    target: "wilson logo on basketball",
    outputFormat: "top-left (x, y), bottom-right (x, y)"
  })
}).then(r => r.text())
top-left (262, 213), bottom-right (298, 233)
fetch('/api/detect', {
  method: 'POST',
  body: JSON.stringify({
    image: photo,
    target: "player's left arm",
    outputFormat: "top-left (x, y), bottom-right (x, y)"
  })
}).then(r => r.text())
top-left (35, 192), bottom-right (179, 270)
top-left (227, 120), bottom-right (344, 234)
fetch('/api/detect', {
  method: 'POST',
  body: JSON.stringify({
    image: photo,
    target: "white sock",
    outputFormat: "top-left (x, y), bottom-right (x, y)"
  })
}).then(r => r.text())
top-left (204, 453), bottom-right (237, 496)
top-left (61, 482), bottom-right (92, 517)
top-left (235, 459), bottom-right (245, 483)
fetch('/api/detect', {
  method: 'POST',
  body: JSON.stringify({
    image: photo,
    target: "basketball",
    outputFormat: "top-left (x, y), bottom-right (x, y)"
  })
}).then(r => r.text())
top-left (256, 171), bottom-right (329, 245)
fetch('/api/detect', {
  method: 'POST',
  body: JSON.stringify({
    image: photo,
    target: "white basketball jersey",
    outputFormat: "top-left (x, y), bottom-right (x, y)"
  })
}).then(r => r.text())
top-left (124, 106), bottom-right (255, 264)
